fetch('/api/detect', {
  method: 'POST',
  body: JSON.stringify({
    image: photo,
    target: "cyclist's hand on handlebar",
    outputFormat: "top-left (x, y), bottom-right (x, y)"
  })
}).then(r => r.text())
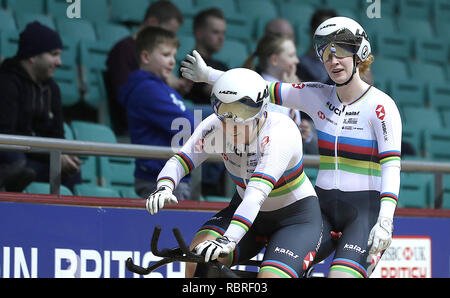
top-left (194, 236), bottom-right (236, 262)
top-left (146, 186), bottom-right (178, 215)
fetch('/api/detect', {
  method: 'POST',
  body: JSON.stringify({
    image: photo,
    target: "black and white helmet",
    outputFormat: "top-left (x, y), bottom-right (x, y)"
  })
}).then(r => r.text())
top-left (211, 68), bottom-right (269, 123)
top-left (313, 16), bottom-right (371, 63)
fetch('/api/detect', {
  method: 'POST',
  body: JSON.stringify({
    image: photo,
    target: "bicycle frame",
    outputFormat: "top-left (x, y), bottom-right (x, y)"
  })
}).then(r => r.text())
top-left (126, 226), bottom-right (260, 278)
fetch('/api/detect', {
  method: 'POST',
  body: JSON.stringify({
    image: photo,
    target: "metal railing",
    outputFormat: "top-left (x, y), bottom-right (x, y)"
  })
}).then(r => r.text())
top-left (0, 133), bottom-right (449, 208)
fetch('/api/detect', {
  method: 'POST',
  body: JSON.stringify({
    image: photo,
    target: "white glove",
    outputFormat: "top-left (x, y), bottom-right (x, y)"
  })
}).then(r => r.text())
top-left (194, 236), bottom-right (236, 262)
top-left (180, 50), bottom-right (211, 83)
top-left (145, 186), bottom-right (178, 215)
top-left (368, 216), bottom-right (393, 255)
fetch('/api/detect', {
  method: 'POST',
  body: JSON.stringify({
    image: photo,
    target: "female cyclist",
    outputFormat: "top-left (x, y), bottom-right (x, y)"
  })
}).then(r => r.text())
top-left (146, 68), bottom-right (322, 278)
top-left (180, 17), bottom-right (402, 278)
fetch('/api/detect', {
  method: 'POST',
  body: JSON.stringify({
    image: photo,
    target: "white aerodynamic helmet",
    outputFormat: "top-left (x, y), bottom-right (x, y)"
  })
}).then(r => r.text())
top-left (211, 68), bottom-right (269, 123)
top-left (313, 16), bottom-right (371, 63)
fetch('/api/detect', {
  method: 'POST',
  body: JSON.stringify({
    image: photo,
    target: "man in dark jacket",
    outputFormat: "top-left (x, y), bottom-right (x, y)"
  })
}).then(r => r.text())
top-left (0, 21), bottom-right (81, 192)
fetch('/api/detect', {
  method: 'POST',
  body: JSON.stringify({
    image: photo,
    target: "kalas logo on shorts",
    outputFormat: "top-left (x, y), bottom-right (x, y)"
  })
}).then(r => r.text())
top-left (376, 105), bottom-right (385, 120)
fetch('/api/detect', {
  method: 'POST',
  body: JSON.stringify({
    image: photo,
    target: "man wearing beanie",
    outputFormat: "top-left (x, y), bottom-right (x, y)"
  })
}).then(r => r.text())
top-left (0, 21), bottom-right (81, 193)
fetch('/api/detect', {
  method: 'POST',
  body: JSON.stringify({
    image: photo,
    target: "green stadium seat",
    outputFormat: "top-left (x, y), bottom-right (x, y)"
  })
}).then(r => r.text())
top-left (63, 122), bottom-right (74, 140)
top-left (170, 0), bottom-right (197, 18)
top-left (178, 16), bottom-right (193, 35)
top-left (95, 23), bottom-right (130, 44)
top-left (370, 56), bottom-right (410, 81)
top-left (397, 18), bottom-right (435, 38)
top-left (323, 0), bottom-right (361, 11)
top-left (399, 172), bottom-right (432, 208)
top-left (443, 174), bottom-right (450, 209)
top-left (176, 34), bottom-right (195, 63)
top-left (55, 18), bottom-right (97, 43)
top-left (195, 0), bottom-right (239, 17)
top-left (402, 106), bottom-right (443, 130)
top-left (335, 8), bottom-right (360, 22)
top-left (423, 129), bottom-right (450, 161)
top-left (215, 39), bottom-right (249, 68)
top-left (402, 127), bottom-right (422, 157)
top-left (433, 0), bottom-right (450, 24)
top-left (70, 121), bottom-right (117, 186)
top-left (442, 110), bottom-right (450, 128)
top-left (0, 30), bottom-right (19, 61)
top-left (74, 184), bottom-right (121, 198)
top-left (47, 0), bottom-right (108, 22)
top-left (203, 196), bottom-right (231, 202)
top-left (434, 19), bottom-right (450, 39)
top-left (110, 0), bottom-right (148, 24)
top-left (413, 38), bottom-right (448, 64)
top-left (226, 17), bottom-right (252, 44)
top-left (374, 33), bottom-right (411, 60)
top-left (398, 0), bottom-right (432, 20)
top-left (427, 82), bottom-right (450, 110)
top-left (4, 0), bottom-right (45, 14)
top-left (24, 182), bottom-right (73, 195)
top-left (360, 17), bottom-right (397, 41)
top-left (54, 37), bottom-right (80, 107)
top-left (78, 40), bottom-right (111, 108)
top-left (279, 3), bottom-right (315, 28)
top-left (0, 9), bottom-right (18, 32)
top-left (304, 168), bottom-right (318, 186)
top-left (389, 79), bottom-right (426, 108)
top-left (236, 0), bottom-right (278, 39)
top-left (409, 61), bottom-right (447, 83)
top-left (119, 187), bottom-right (140, 199)
top-left (15, 12), bottom-right (56, 31)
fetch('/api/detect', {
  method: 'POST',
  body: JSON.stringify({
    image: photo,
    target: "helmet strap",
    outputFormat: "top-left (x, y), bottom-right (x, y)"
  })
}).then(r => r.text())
top-left (335, 55), bottom-right (357, 87)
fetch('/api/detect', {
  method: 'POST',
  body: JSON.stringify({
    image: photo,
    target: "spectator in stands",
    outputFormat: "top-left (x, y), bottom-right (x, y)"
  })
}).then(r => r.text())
top-left (297, 9), bottom-right (337, 84)
top-left (243, 33), bottom-right (319, 155)
top-left (105, 0), bottom-right (190, 136)
top-left (183, 8), bottom-right (229, 106)
top-left (265, 18), bottom-right (296, 42)
top-left (0, 22), bottom-right (81, 192)
top-left (118, 26), bottom-right (194, 200)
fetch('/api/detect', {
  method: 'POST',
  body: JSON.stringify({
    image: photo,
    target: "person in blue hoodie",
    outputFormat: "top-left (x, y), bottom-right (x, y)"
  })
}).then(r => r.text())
top-left (118, 26), bottom-right (194, 200)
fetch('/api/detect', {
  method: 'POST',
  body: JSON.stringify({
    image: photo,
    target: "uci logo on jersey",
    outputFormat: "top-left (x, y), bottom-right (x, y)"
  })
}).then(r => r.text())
top-left (326, 101), bottom-right (342, 116)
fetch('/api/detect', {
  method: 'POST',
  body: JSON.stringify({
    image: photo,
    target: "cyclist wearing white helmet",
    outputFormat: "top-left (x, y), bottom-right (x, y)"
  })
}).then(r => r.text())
top-left (146, 68), bottom-right (323, 278)
top-left (180, 16), bottom-right (402, 278)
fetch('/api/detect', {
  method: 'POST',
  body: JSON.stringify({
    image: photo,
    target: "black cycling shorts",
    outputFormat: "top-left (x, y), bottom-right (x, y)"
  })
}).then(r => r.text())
top-left (314, 186), bottom-right (381, 278)
top-left (195, 192), bottom-right (323, 278)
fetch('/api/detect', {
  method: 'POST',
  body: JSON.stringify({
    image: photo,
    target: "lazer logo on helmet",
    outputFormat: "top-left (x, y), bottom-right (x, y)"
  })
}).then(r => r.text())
top-left (218, 90), bottom-right (237, 95)
top-left (256, 86), bottom-right (269, 103)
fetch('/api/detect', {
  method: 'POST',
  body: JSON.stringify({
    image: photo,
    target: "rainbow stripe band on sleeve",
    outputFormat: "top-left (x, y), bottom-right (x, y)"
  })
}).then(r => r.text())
top-left (156, 176), bottom-right (175, 189)
top-left (174, 152), bottom-right (194, 175)
top-left (379, 150), bottom-right (401, 164)
top-left (230, 215), bottom-right (252, 233)
top-left (380, 192), bottom-right (398, 206)
top-left (269, 82), bottom-right (283, 105)
top-left (249, 172), bottom-right (277, 189)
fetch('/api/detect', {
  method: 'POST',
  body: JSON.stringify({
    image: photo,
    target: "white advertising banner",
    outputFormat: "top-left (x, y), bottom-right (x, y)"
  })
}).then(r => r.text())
top-left (371, 236), bottom-right (432, 278)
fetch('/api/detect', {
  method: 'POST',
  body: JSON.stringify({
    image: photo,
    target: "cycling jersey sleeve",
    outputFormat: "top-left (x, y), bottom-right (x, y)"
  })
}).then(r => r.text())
top-left (371, 97), bottom-right (402, 219)
top-left (268, 82), bottom-right (334, 118)
top-left (156, 115), bottom-right (218, 190)
top-left (223, 120), bottom-right (303, 243)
